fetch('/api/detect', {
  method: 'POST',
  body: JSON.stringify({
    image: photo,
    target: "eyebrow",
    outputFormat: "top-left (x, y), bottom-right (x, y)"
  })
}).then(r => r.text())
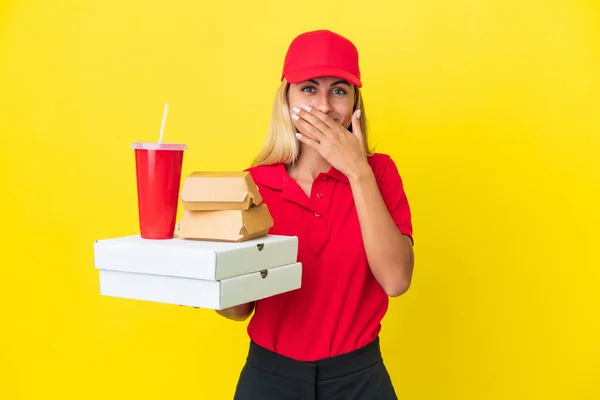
top-left (308, 79), bottom-right (351, 87)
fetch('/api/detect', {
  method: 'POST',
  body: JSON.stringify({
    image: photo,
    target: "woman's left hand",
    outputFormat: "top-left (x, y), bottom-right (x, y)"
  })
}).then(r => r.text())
top-left (292, 105), bottom-right (369, 180)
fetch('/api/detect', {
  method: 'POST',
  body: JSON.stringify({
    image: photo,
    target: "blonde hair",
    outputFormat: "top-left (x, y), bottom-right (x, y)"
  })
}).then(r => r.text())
top-left (251, 78), bottom-right (373, 167)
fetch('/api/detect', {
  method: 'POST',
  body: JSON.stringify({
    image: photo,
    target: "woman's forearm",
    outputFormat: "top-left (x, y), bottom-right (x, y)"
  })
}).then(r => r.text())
top-left (216, 302), bottom-right (255, 321)
top-left (348, 165), bottom-right (414, 297)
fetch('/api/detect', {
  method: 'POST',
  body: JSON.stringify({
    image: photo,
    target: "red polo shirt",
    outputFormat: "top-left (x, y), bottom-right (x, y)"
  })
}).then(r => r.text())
top-left (245, 153), bottom-right (413, 362)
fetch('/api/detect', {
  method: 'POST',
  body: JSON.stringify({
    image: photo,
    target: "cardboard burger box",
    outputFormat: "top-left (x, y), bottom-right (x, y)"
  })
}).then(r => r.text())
top-left (93, 171), bottom-right (302, 310)
top-left (176, 171), bottom-right (274, 242)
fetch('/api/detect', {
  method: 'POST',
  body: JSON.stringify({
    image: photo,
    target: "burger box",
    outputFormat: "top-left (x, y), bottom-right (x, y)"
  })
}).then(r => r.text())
top-left (179, 171), bottom-right (262, 211)
top-left (93, 234), bottom-right (302, 310)
top-left (177, 171), bottom-right (273, 242)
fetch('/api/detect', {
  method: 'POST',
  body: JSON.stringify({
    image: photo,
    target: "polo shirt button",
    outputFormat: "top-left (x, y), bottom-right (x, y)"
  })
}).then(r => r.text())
top-left (315, 213), bottom-right (320, 217)
top-left (316, 193), bottom-right (323, 199)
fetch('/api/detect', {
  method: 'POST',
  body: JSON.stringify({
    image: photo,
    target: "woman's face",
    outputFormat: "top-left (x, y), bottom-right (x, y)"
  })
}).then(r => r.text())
top-left (287, 76), bottom-right (356, 138)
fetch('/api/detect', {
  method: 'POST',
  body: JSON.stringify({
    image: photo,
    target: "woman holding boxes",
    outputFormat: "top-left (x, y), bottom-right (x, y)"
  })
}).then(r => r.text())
top-left (218, 30), bottom-right (415, 400)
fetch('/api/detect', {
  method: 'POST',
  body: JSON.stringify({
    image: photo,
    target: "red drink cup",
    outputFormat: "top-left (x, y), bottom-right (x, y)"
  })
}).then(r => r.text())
top-left (131, 142), bottom-right (187, 239)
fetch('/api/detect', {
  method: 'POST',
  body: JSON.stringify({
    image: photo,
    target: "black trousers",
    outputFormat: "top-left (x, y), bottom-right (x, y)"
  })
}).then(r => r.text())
top-left (233, 337), bottom-right (398, 400)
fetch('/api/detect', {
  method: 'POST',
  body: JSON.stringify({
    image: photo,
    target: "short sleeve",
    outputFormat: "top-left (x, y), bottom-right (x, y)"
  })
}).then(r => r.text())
top-left (375, 155), bottom-right (414, 244)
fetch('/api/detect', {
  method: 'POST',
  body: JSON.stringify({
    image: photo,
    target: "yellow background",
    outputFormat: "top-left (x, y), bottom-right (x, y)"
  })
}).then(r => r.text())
top-left (1, 0), bottom-right (599, 399)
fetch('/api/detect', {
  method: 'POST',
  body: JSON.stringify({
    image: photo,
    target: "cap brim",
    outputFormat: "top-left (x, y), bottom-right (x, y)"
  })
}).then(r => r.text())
top-left (284, 65), bottom-right (362, 88)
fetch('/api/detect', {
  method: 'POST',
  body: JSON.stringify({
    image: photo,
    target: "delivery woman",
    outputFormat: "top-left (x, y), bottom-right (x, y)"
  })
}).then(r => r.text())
top-left (217, 29), bottom-right (415, 400)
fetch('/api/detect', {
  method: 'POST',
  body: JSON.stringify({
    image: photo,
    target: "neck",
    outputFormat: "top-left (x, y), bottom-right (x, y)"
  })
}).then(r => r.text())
top-left (287, 145), bottom-right (331, 181)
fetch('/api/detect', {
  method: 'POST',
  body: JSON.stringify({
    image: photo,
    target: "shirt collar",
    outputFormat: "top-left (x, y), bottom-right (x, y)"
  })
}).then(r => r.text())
top-left (250, 163), bottom-right (349, 191)
top-left (324, 167), bottom-right (349, 183)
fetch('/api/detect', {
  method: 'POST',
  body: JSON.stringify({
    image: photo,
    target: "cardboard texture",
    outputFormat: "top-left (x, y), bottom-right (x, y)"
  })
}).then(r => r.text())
top-left (98, 262), bottom-right (302, 310)
top-left (176, 204), bottom-right (274, 242)
top-left (93, 234), bottom-right (302, 310)
top-left (180, 171), bottom-right (262, 211)
top-left (177, 171), bottom-right (273, 242)
top-left (93, 234), bottom-right (299, 281)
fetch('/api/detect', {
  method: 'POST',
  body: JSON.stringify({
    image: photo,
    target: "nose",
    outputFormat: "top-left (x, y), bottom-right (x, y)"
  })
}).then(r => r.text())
top-left (314, 91), bottom-right (333, 114)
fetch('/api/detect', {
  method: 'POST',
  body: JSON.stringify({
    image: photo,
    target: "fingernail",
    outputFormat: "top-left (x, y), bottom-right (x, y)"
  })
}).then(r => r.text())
top-left (293, 107), bottom-right (301, 114)
top-left (295, 132), bottom-right (302, 139)
top-left (291, 114), bottom-right (299, 120)
top-left (303, 105), bottom-right (312, 112)
top-left (356, 109), bottom-right (362, 118)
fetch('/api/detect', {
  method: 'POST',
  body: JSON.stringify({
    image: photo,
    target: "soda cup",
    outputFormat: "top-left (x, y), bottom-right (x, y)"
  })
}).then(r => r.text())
top-left (132, 142), bottom-right (187, 239)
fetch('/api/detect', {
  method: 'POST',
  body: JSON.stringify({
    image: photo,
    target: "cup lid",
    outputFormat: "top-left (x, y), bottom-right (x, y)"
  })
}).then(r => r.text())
top-left (131, 142), bottom-right (187, 151)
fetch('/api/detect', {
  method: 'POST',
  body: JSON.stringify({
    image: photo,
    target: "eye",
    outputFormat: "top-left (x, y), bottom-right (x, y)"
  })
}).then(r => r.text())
top-left (331, 88), bottom-right (347, 96)
top-left (301, 86), bottom-right (316, 93)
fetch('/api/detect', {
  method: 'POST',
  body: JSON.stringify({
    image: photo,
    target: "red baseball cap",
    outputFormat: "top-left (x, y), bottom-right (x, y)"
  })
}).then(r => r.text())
top-left (281, 30), bottom-right (362, 88)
